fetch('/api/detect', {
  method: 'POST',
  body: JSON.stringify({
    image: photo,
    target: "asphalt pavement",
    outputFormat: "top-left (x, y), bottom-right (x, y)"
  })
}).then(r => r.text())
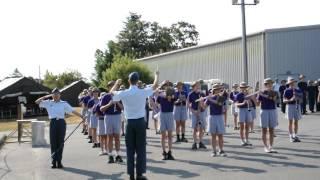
top-left (0, 109), bottom-right (319, 180)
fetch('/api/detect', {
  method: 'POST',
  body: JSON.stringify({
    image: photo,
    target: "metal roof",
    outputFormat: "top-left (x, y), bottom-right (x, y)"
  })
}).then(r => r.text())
top-left (0, 77), bottom-right (24, 92)
top-left (60, 80), bottom-right (82, 92)
top-left (137, 24), bottom-right (320, 61)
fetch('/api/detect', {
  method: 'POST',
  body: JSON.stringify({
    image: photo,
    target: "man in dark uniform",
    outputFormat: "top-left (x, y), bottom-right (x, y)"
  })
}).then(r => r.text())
top-left (307, 80), bottom-right (317, 113)
top-left (279, 80), bottom-right (287, 113)
top-left (35, 88), bottom-right (84, 168)
top-left (297, 74), bottom-right (308, 114)
top-left (110, 71), bottom-right (159, 180)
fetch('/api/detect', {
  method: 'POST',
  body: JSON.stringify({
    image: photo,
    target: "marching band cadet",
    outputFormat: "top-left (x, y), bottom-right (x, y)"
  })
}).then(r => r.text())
top-left (188, 81), bottom-right (207, 150)
top-left (79, 89), bottom-right (88, 134)
top-left (87, 88), bottom-right (100, 148)
top-left (229, 84), bottom-right (240, 130)
top-left (283, 77), bottom-right (303, 143)
top-left (201, 84), bottom-right (227, 157)
top-left (256, 78), bottom-right (278, 153)
top-left (94, 92), bottom-right (108, 156)
top-left (221, 85), bottom-right (229, 127)
top-left (157, 86), bottom-right (176, 160)
top-left (248, 88), bottom-right (257, 133)
top-left (79, 89), bottom-right (91, 135)
top-left (149, 94), bottom-right (160, 135)
top-left (100, 81), bottom-right (124, 163)
top-left (173, 82), bottom-right (188, 143)
top-left (83, 87), bottom-right (93, 138)
top-left (235, 82), bottom-right (253, 146)
top-left (119, 85), bottom-right (126, 137)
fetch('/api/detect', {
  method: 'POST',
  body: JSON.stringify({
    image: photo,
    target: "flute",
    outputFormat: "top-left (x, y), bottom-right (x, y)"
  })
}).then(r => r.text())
top-left (293, 90), bottom-right (298, 110)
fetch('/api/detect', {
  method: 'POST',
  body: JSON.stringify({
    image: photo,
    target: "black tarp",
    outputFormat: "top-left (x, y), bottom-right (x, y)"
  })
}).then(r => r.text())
top-left (60, 80), bottom-right (90, 107)
top-left (0, 77), bottom-right (51, 119)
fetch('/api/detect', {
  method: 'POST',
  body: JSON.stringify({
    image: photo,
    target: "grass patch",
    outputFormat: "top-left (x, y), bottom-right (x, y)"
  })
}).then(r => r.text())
top-left (0, 107), bottom-right (83, 132)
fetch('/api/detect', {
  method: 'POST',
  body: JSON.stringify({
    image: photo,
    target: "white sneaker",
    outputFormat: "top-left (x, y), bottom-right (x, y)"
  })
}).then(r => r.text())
top-left (241, 140), bottom-right (247, 146)
top-left (211, 151), bottom-right (217, 157)
top-left (269, 147), bottom-right (278, 153)
top-left (245, 140), bottom-right (252, 146)
top-left (264, 147), bottom-right (271, 153)
top-left (289, 137), bottom-right (295, 143)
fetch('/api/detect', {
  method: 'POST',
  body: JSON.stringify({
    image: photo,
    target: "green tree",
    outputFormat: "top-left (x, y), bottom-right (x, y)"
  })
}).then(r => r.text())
top-left (43, 70), bottom-right (83, 89)
top-left (93, 12), bottom-right (199, 87)
top-left (171, 21), bottom-right (199, 49)
top-left (101, 54), bottom-right (153, 88)
top-left (43, 70), bottom-right (58, 89)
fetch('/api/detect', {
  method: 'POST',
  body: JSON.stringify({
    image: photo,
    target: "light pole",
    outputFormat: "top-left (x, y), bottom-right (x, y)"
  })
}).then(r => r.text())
top-left (232, 0), bottom-right (260, 83)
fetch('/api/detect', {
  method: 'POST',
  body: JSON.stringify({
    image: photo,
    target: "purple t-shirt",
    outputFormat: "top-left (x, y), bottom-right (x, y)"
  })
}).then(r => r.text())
top-left (257, 91), bottom-right (276, 110)
top-left (82, 95), bottom-right (91, 107)
top-left (205, 96), bottom-right (223, 115)
top-left (157, 96), bottom-right (175, 112)
top-left (87, 98), bottom-right (99, 109)
top-left (229, 91), bottom-right (239, 101)
top-left (188, 91), bottom-right (206, 111)
top-left (93, 103), bottom-right (104, 117)
top-left (283, 88), bottom-right (303, 104)
top-left (99, 93), bottom-right (121, 115)
top-left (235, 92), bottom-right (247, 108)
top-left (174, 90), bottom-right (187, 106)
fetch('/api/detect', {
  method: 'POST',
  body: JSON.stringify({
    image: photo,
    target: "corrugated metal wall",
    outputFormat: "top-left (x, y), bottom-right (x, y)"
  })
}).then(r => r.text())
top-left (138, 34), bottom-right (265, 88)
top-left (265, 26), bottom-right (320, 81)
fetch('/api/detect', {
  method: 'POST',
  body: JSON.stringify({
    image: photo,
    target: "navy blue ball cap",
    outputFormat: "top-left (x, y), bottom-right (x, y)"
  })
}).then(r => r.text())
top-left (52, 87), bottom-right (61, 94)
top-left (129, 72), bottom-right (139, 82)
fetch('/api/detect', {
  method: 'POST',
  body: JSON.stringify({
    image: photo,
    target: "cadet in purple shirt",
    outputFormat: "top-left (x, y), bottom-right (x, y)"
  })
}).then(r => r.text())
top-left (156, 86), bottom-right (176, 160)
top-left (100, 81), bottom-right (124, 164)
top-left (173, 82), bottom-right (188, 143)
top-left (87, 88), bottom-right (100, 148)
top-left (201, 83), bottom-right (227, 157)
top-left (187, 81), bottom-right (207, 150)
top-left (257, 78), bottom-right (278, 153)
top-left (93, 94), bottom-right (108, 156)
top-left (82, 88), bottom-right (93, 136)
top-left (283, 77), bottom-right (303, 143)
top-left (229, 83), bottom-right (240, 130)
top-left (235, 82), bottom-right (253, 146)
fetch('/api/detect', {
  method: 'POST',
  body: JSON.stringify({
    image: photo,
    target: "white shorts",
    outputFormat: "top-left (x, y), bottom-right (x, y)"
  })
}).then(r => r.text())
top-left (260, 109), bottom-right (278, 128)
top-left (104, 114), bottom-right (121, 135)
top-left (238, 108), bottom-right (253, 123)
top-left (191, 111), bottom-right (207, 129)
top-left (286, 104), bottom-right (302, 121)
top-left (174, 106), bottom-right (188, 121)
top-left (160, 112), bottom-right (175, 132)
top-left (231, 104), bottom-right (238, 116)
top-left (208, 115), bottom-right (225, 134)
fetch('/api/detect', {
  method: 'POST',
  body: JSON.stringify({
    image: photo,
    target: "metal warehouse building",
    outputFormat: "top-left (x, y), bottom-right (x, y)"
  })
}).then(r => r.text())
top-left (137, 24), bottom-right (320, 87)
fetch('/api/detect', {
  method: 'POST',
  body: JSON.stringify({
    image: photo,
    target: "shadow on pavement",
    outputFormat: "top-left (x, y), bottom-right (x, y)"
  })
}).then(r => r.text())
top-left (63, 167), bottom-right (124, 180)
top-left (147, 165), bottom-right (200, 178)
top-left (175, 159), bottom-right (266, 173)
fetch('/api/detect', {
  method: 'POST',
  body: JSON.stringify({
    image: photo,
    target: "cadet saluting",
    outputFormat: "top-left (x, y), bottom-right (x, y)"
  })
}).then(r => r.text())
top-left (35, 88), bottom-right (84, 169)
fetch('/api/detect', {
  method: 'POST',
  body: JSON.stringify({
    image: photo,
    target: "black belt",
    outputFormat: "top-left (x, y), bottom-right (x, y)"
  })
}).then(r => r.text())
top-left (98, 117), bottom-right (104, 120)
top-left (288, 102), bottom-right (297, 105)
top-left (127, 117), bottom-right (144, 122)
top-left (50, 118), bottom-right (64, 121)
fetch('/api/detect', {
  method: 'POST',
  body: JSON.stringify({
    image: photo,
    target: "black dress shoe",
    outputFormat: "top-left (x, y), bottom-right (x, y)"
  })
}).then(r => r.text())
top-left (129, 175), bottom-right (135, 180)
top-left (136, 175), bottom-right (148, 180)
top-left (57, 162), bottom-right (64, 169)
top-left (51, 161), bottom-right (57, 169)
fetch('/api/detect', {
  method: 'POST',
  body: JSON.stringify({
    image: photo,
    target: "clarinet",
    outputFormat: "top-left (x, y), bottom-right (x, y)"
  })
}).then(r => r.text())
top-left (113, 101), bottom-right (117, 112)
top-left (293, 89), bottom-right (299, 110)
top-left (197, 93), bottom-right (202, 126)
